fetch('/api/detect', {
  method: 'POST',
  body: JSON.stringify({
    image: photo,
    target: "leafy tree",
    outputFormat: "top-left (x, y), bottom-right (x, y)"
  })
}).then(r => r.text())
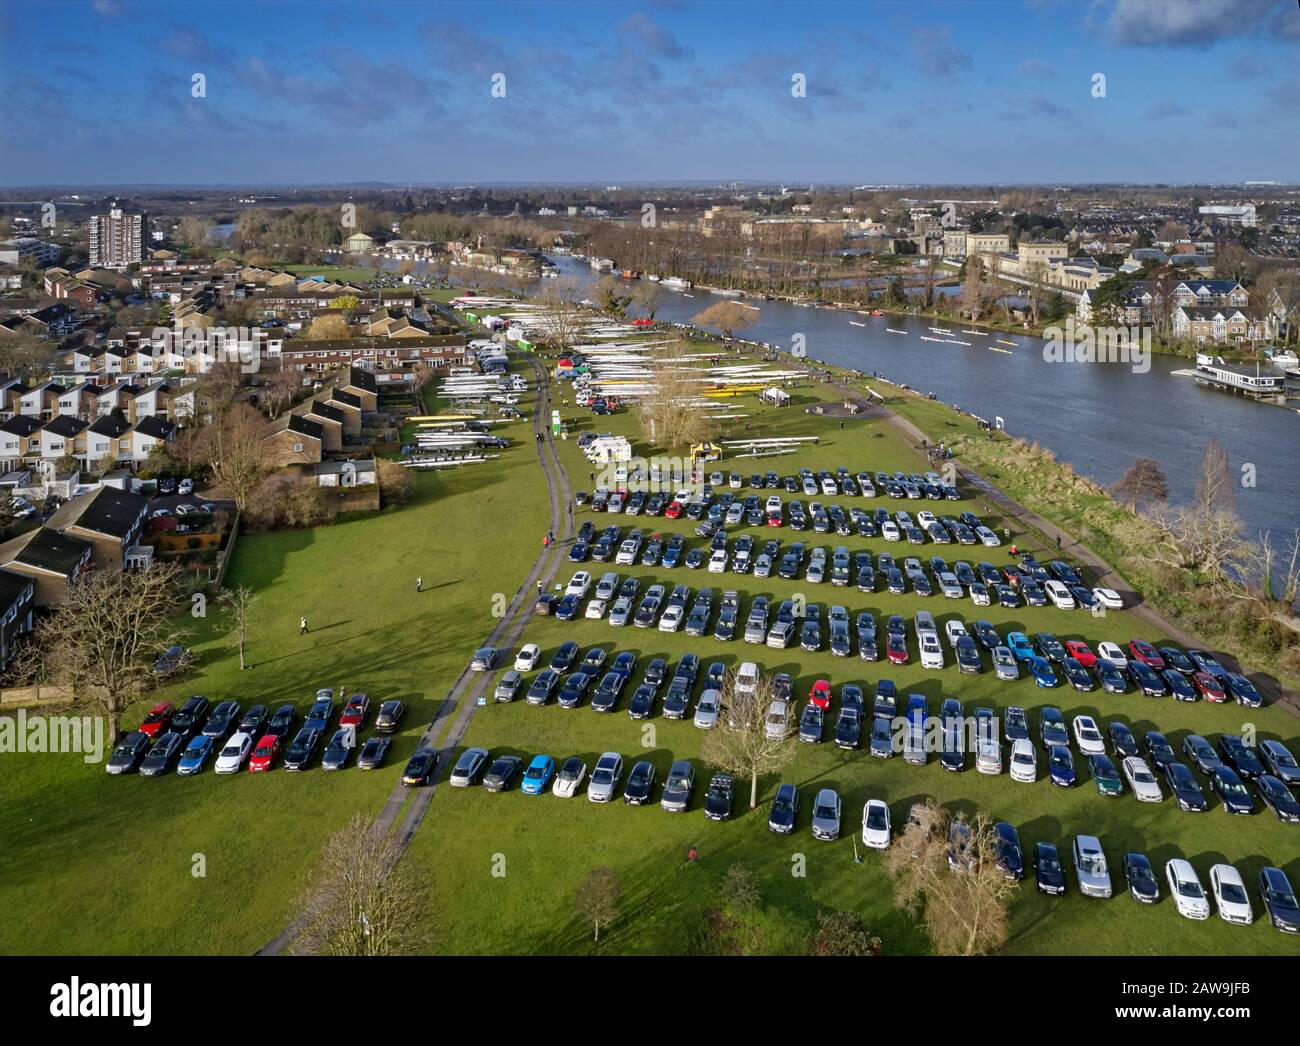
top-left (808, 911), bottom-right (881, 956)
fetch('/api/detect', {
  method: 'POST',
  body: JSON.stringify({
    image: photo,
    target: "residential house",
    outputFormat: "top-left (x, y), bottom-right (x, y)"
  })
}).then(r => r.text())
top-left (0, 526), bottom-right (93, 606)
top-left (263, 413), bottom-right (323, 467)
top-left (45, 485), bottom-right (149, 572)
top-left (126, 415), bottom-right (175, 465)
top-left (0, 568), bottom-right (35, 670)
top-left (0, 414), bottom-right (42, 470)
top-left (315, 458), bottom-right (377, 487)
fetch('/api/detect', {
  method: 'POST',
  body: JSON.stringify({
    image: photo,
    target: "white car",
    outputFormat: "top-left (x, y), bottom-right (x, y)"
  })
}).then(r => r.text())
top-left (1072, 715), bottom-right (1106, 756)
top-left (1097, 641), bottom-right (1128, 670)
top-left (969, 584), bottom-right (991, 607)
top-left (919, 632), bottom-right (944, 669)
top-left (615, 540), bottom-right (638, 565)
top-left (584, 598), bottom-right (608, 620)
top-left (658, 604), bottom-right (685, 632)
top-left (862, 799), bottom-right (891, 849)
top-left (708, 549), bottom-right (729, 573)
top-left (1092, 587), bottom-right (1123, 610)
top-left (214, 731), bottom-right (253, 774)
top-left (594, 572), bottom-right (619, 601)
top-left (881, 521), bottom-right (901, 542)
top-left (552, 758), bottom-right (587, 797)
top-left (943, 619), bottom-right (968, 650)
top-left (917, 510), bottom-right (937, 527)
top-left (178, 478), bottom-right (194, 495)
top-left (515, 643), bottom-right (541, 671)
top-left (1209, 863), bottom-right (1254, 925)
top-left (764, 700), bottom-right (790, 739)
top-left (1009, 739), bottom-right (1037, 783)
top-left (735, 662), bottom-right (759, 698)
top-left (693, 689), bottom-right (722, 729)
top-left (1166, 859), bottom-right (1211, 920)
top-left (976, 737), bottom-right (1002, 775)
top-left (564, 571), bottom-right (592, 598)
top-left (1122, 757), bottom-right (1164, 802)
top-left (765, 495), bottom-right (782, 514)
top-left (1043, 580), bottom-right (1076, 610)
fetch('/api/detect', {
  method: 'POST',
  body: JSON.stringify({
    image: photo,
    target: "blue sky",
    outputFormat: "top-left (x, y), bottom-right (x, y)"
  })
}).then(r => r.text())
top-left (2, 0), bottom-right (1298, 185)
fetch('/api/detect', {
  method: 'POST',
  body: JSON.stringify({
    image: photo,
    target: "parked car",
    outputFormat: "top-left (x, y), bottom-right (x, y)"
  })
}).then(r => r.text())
top-left (623, 760), bottom-right (657, 805)
top-left (768, 783), bottom-right (799, 834)
top-left (449, 747), bottom-right (490, 787)
top-left (1123, 851), bottom-right (1160, 904)
top-left (320, 729), bottom-right (354, 771)
top-left (1166, 859), bottom-right (1211, 920)
top-left (1009, 739), bottom-right (1037, 783)
top-left (552, 756), bottom-right (587, 798)
top-left (704, 772), bottom-right (734, 820)
top-left (1165, 761), bottom-right (1209, 812)
top-left (170, 696), bottom-right (211, 736)
top-left (1033, 841), bottom-right (1067, 896)
top-left (283, 727), bottom-right (322, 772)
top-left (176, 734), bottom-right (216, 776)
top-left (401, 746), bottom-right (439, 786)
top-left (356, 736), bottom-right (391, 770)
top-left (661, 760), bottom-right (695, 812)
top-left (105, 731), bottom-right (151, 774)
top-left (1122, 757), bottom-right (1163, 802)
top-left (1260, 739), bottom-right (1300, 785)
top-left (810, 788), bottom-right (842, 841)
top-left (1073, 835), bottom-right (1112, 898)
top-left (521, 754), bottom-right (557, 795)
top-left (482, 754), bottom-right (524, 792)
top-left (862, 799), bottom-right (891, 850)
top-left (1209, 864), bottom-right (1254, 925)
top-left (588, 752), bottom-right (624, 803)
top-left (1260, 867), bottom-right (1300, 933)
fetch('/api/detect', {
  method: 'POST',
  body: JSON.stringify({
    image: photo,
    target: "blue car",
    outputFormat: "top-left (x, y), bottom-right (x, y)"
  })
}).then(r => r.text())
top-left (1028, 656), bottom-right (1058, 688)
top-left (520, 754), bottom-right (556, 795)
top-left (1007, 631), bottom-right (1036, 662)
top-left (567, 541), bottom-right (589, 562)
top-left (176, 734), bottom-right (215, 775)
top-left (1048, 745), bottom-right (1076, 787)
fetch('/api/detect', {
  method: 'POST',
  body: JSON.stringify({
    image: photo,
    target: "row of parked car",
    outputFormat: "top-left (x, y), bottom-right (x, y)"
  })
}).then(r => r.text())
top-left (520, 570), bottom-right (1260, 706)
top-left (106, 692), bottom-right (409, 776)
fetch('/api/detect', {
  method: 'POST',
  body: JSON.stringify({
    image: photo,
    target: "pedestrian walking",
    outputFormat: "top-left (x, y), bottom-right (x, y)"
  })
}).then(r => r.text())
top-left (1056, 533), bottom-right (1062, 549)
top-left (416, 576), bottom-right (423, 592)
top-left (568, 502), bottom-right (574, 518)
top-left (547, 530), bottom-right (554, 545)
top-left (299, 616), bottom-right (309, 635)
top-left (536, 579), bottom-right (543, 594)
top-left (687, 845), bottom-right (699, 864)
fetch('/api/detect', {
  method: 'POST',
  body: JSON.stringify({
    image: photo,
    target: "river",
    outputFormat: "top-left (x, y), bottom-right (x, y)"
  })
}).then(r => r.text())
top-left (377, 251), bottom-right (1300, 545)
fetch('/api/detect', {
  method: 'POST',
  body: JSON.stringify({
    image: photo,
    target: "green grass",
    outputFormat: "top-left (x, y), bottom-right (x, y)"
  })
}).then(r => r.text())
top-left (0, 361), bottom-right (549, 955)
top-left (406, 365), bottom-right (1300, 955)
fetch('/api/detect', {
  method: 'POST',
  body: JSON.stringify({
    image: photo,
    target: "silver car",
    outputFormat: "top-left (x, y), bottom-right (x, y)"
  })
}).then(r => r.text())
top-left (811, 787), bottom-right (842, 841)
top-left (660, 760), bottom-right (695, 812)
top-left (587, 751), bottom-right (623, 803)
top-left (1073, 835), bottom-right (1112, 898)
top-left (693, 688), bottom-right (722, 729)
top-left (993, 645), bottom-right (1019, 680)
top-left (449, 746), bottom-right (489, 787)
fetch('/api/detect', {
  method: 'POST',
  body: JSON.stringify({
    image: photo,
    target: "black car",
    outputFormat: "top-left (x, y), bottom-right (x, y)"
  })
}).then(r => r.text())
top-left (105, 731), bottom-right (151, 775)
top-left (1260, 867), bottom-right (1300, 933)
top-left (994, 822), bottom-right (1023, 881)
top-left (768, 783), bottom-right (799, 834)
top-left (1130, 660), bottom-right (1167, 697)
top-left (236, 705), bottom-right (268, 737)
top-left (1165, 762), bottom-right (1209, 811)
top-left (628, 684), bottom-right (657, 720)
top-left (1144, 730), bottom-right (1177, 771)
top-left (662, 679), bottom-right (691, 720)
top-left (856, 614), bottom-right (878, 661)
top-left (1033, 841), bottom-right (1066, 895)
top-left (1062, 657), bottom-right (1093, 691)
top-left (623, 760), bottom-right (656, 805)
top-left (526, 668), bottom-right (561, 706)
top-left (1097, 660), bottom-right (1128, 694)
top-left (1163, 669), bottom-right (1197, 701)
top-left (265, 703), bottom-right (298, 739)
top-left (1258, 775), bottom-right (1300, 822)
top-left (357, 735), bottom-right (393, 770)
top-left (873, 679), bottom-right (897, 719)
top-left (1122, 851), bottom-right (1159, 903)
top-left (202, 700), bottom-right (242, 739)
top-left (1218, 735), bottom-right (1264, 780)
top-left (483, 755), bottom-right (523, 792)
top-left (704, 773), bottom-right (734, 821)
top-left (170, 696), bottom-right (211, 736)
top-left (402, 746), bottom-right (439, 785)
top-left (591, 671), bottom-right (624, 712)
top-left (834, 708), bottom-right (862, 749)
top-left (283, 726), bottom-right (323, 771)
top-left (1211, 766), bottom-right (1254, 814)
top-left (139, 732), bottom-right (185, 777)
top-left (955, 635), bottom-right (982, 674)
top-left (558, 672), bottom-right (592, 709)
top-left (373, 699), bottom-right (407, 734)
top-left (550, 641), bottom-right (580, 673)
top-left (1108, 722), bottom-right (1139, 758)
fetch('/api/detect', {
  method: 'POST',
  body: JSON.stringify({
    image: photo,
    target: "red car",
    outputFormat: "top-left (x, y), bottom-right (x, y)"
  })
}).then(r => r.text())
top-left (248, 733), bottom-right (282, 772)
top-left (886, 634), bottom-right (910, 665)
top-left (766, 512), bottom-right (783, 527)
top-left (340, 692), bottom-right (370, 728)
top-left (139, 701), bottom-right (175, 737)
top-left (1128, 639), bottom-right (1165, 671)
top-left (1192, 672), bottom-right (1227, 703)
top-left (664, 501), bottom-right (683, 520)
top-left (1064, 640), bottom-right (1097, 668)
top-left (808, 680), bottom-right (833, 710)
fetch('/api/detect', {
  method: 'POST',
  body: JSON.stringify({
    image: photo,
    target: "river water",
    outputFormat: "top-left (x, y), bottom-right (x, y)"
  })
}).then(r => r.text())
top-left (346, 249), bottom-right (1300, 545)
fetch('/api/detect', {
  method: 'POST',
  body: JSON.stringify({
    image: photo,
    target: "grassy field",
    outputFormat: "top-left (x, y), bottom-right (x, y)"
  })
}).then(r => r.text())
top-left (406, 368), bottom-right (1300, 955)
top-left (2, 342), bottom-right (1296, 956)
top-left (0, 361), bottom-right (549, 955)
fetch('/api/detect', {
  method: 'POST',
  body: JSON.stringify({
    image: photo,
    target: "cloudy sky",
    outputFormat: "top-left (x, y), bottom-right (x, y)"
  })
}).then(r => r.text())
top-left (2, 0), bottom-right (1297, 185)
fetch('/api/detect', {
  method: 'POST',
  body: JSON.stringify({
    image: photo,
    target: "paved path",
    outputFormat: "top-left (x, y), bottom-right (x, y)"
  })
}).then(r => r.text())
top-left (825, 373), bottom-right (1298, 717)
top-left (257, 352), bottom-right (574, 955)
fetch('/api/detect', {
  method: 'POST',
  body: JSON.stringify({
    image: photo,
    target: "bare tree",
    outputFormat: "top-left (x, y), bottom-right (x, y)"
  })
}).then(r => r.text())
top-left (196, 403), bottom-right (270, 510)
top-left (884, 801), bottom-right (1017, 956)
top-left (635, 337), bottom-right (718, 449)
top-left (1152, 440), bottom-right (1245, 579)
top-left (306, 314), bottom-right (352, 340)
top-left (537, 279), bottom-right (587, 351)
top-left (575, 866), bottom-right (620, 943)
top-left (1112, 457), bottom-right (1169, 512)
top-left (20, 564), bottom-right (187, 737)
top-left (295, 814), bottom-right (429, 956)
top-left (631, 281), bottom-right (663, 319)
top-left (700, 667), bottom-right (795, 809)
top-left (222, 584), bottom-right (257, 670)
top-left (259, 367), bottom-right (302, 419)
top-left (692, 300), bottom-right (755, 349)
top-left (960, 255), bottom-right (988, 322)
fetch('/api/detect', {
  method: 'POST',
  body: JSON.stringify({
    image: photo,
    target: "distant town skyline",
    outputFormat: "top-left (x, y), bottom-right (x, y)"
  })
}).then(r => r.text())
top-left (2, 0), bottom-right (1298, 186)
